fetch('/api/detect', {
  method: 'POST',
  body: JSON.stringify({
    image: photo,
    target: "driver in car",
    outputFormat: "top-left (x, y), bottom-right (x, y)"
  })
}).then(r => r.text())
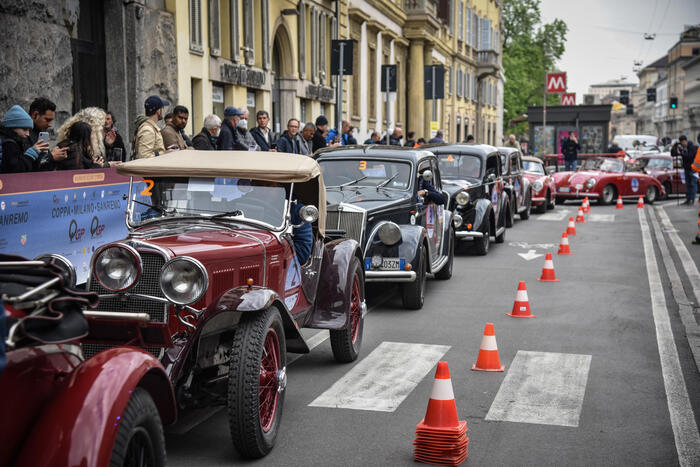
top-left (417, 169), bottom-right (447, 206)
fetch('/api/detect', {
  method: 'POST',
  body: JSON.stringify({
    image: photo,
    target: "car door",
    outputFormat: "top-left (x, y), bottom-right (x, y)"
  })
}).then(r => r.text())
top-left (430, 158), bottom-right (445, 262)
top-left (485, 154), bottom-right (503, 224)
top-left (417, 159), bottom-right (439, 263)
top-left (510, 152), bottom-right (524, 210)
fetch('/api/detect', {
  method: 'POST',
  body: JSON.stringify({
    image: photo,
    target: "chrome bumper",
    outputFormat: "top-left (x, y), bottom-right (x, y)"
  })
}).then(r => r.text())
top-left (455, 231), bottom-right (484, 240)
top-left (532, 196), bottom-right (547, 202)
top-left (556, 191), bottom-right (600, 199)
top-left (365, 270), bottom-right (417, 282)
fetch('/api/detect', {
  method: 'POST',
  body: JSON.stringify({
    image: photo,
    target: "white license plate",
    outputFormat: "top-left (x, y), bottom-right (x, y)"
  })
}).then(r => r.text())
top-left (559, 187), bottom-right (570, 193)
top-left (381, 258), bottom-right (401, 270)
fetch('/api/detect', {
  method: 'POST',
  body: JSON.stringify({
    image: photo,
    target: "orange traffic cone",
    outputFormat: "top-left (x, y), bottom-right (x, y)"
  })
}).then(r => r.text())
top-left (582, 197), bottom-right (590, 213)
top-left (414, 361), bottom-right (469, 466)
top-left (616, 196), bottom-right (624, 209)
top-left (557, 232), bottom-right (572, 255)
top-left (566, 216), bottom-right (577, 236)
top-left (472, 323), bottom-right (505, 371)
top-left (637, 196), bottom-right (644, 209)
top-left (575, 206), bottom-right (585, 223)
top-left (537, 252), bottom-right (560, 282)
top-left (507, 281), bottom-right (535, 318)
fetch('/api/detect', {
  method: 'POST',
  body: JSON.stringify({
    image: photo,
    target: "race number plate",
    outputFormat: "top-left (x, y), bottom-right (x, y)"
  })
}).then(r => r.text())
top-left (381, 258), bottom-right (401, 270)
top-left (558, 187), bottom-right (571, 193)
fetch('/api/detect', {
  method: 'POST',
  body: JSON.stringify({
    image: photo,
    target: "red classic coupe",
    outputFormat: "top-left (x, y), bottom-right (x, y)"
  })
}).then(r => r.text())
top-left (628, 153), bottom-right (694, 198)
top-left (554, 156), bottom-right (665, 205)
top-left (522, 156), bottom-right (556, 212)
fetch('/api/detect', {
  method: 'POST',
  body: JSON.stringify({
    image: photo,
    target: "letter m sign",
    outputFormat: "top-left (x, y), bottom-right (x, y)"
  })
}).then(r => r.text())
top-left (561, 93), bottom-right (576, 106)
top-left (546, 72), bottom-right (567, 93)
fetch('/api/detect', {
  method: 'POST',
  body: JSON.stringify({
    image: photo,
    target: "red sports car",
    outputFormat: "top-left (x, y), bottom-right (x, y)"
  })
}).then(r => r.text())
top-left (522, 156), bottom-right (556, 212)
top-left (628, 153), bottom-right (694, 198)
top-left (555, 157), bottom-right (665, 204)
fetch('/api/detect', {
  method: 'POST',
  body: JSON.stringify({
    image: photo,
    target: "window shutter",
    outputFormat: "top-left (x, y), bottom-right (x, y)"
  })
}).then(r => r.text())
top-left (209, 0), bottom-right (220, 56)
top-left (466, 8), bottom-right (470, 46)
top-left (189, 0), bottom-right (204, 52)
top-left (474, 13), bottom-right (479, 49)
top-left (458, 3), bottom-right (463, 40)
top-left (465, 71), bottom-right (469, 99)
top-left (449, 67), bottom-right (453, 94)
top-left (230, 0), bottom-right (240, 62)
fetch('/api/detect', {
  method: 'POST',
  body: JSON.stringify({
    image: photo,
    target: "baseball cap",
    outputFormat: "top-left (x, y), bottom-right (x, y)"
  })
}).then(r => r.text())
top-left (144, 95), bottom-right (170, 114)
top-left (224, 106), bottom-right (244, 117)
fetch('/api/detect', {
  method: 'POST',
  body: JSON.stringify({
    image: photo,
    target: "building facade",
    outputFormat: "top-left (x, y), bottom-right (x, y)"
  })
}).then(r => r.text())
top-left (634, 56), bottom-right (667, 136)
top-left (682, 55), bottom-right (700, 139)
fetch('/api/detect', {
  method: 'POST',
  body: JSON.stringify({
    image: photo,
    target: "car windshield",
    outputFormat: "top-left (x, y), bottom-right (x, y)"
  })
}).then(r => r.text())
top-left (318, 159), bottom-right (412, 190)
top-left (130, 177), bottom-right (288, 228)
top-left (645, 158), bottom-right (670, 168)
top-left (522, 160), bottom-right (545, 175)
top-left (580, 158), bottom-right (604, 170)
top-left (436, 154), bottom-right (482, 179)
top-left (599, 159), bottom-right (624, 172)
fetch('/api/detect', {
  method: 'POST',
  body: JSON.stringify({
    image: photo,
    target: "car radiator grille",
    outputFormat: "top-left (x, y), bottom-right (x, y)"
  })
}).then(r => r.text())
top-left (81, 343), bottom-right (163, 360)
top-left (89, 251), bottom-right (168, 322)
top-left (326, 210), bottom-right (364, 244)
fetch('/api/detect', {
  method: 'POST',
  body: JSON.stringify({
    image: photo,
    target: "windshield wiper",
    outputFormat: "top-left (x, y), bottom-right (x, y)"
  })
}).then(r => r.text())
top-left (210, 210), bottom-right (243, 219)
top-left (376, 173), bottom-right (399, 189)
top-left (339, 175), bottom-right (368, 188)
top-left (131, 199), bottom-right (173, 215)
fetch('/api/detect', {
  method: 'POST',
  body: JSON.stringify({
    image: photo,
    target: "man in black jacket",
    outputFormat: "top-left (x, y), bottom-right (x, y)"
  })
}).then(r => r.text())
top-left (312, 115), bottom-right (330, 153)
top-left (562, 134), bottom-right (581, 171)
top-left (250, 110), bottom-right (276, 151)
top-left (192, 114), bottom-right (221, 150)
top-left (672, 135), bottom-right (699, 205)
top-left (276, 119), bottom-right (301, 154)
top-left (217, 107), bottom-right (248, 150)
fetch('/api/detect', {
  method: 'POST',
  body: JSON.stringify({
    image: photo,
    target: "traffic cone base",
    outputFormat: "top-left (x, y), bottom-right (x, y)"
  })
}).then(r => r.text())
top-left (616, 196), bottom-right (624, 209)
top-left (472, 323), bottom-right (505, 371)
top-left (538, 252), bottom-right (560, 282)
top-left (566, 216), bottom-right (577, 235)
top-left (507, 281), bottom-right (535, 318)
top-left (557, 232), bottom-right (572, 255)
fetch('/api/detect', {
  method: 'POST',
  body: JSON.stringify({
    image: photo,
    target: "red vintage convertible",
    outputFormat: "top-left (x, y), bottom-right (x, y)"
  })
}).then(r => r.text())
top-left (522, 156), bottom-right (556, 212)
top-left (554, 156), bottom-right (665, 205)
top-left (628, 153), bottom-right (694, 198)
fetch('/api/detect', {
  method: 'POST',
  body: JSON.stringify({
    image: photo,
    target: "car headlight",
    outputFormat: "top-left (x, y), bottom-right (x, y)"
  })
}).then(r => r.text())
top-left (160, 257), bottom-right (209, 306)
top-left (377, 222), bottom-right (402, 246)
top-left (585, 178), bottom-right (596, 189)
top-left (453, 214), bottom-right (463, 228)
top-left (456, 191), bottom-right (470, 206)
top-left (93, 244), bottom-right (141, 292)
top-left (533, 180), bottom-right (543, 192)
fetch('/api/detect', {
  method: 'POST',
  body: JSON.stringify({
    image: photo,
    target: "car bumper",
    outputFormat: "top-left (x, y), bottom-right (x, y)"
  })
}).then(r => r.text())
top-left (532, 196), bottom-right (547, 203)
top-left (365, 270), bottom-right (417, 282)
top-left (455, 230), bottom-right (484, 240)
top-left (555, 191), bottom-right (600, 199)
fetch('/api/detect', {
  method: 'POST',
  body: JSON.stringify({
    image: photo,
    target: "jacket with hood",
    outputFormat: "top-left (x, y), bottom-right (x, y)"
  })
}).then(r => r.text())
top-left (0, 126), bottom-right (34, 173)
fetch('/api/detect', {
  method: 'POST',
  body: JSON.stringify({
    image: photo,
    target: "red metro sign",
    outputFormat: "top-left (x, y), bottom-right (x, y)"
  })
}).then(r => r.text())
top-left (561, 93), bottom-right (576, 105)
top-left (546, 72), bottom-right (567, 93)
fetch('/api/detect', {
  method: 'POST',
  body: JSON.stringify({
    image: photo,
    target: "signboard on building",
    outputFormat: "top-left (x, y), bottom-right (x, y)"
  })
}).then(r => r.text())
top-left (561, 93), bottom-right (576, 106)
top-left (546, 72), bottom-right (567, 93)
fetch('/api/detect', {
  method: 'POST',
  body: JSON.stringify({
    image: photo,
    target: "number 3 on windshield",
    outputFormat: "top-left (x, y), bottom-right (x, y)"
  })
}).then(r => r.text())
top-left (140, 179), bottom-right (154, 196)
top-left (359, 161), bottom-right (367, 170)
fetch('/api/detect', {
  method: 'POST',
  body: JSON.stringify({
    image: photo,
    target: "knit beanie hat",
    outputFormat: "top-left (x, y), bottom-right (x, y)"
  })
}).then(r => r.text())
top-left (2, 105), bottom-right (34, 129)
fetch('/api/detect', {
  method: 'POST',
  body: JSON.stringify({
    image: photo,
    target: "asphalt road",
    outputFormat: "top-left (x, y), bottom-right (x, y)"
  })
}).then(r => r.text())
top-left (167, 199), bottom-right (700, 466)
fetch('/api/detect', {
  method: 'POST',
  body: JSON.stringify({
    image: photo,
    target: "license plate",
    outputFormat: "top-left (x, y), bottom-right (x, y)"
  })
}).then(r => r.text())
top-left (381, 258), bottom-right (401, 270)
top-left (558, 187), bottom-right (570, 193)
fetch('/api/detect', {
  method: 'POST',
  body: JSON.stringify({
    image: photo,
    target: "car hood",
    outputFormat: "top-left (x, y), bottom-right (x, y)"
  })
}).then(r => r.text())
top-left (560, 171), bottom-right (604, 187)
top-left (128, 222), bottom-right (274, 259)
top-left (326, 186), bottom-right (412, 212)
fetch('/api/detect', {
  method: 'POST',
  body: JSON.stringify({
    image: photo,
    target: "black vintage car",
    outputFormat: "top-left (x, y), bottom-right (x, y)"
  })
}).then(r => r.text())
top-left (315, 146), bottom-right (456, 309)
top-left (498, 147), bottom-right (532, 226)
top-left (427, 144), bottom-right (508, 255)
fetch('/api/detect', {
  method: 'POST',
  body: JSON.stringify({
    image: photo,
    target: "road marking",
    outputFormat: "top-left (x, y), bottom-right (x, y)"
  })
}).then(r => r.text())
top-left (509, 241), bottom-right (555, 249)
top-left (587, 213), bottom-right (615, 222)
top-left (484, 351), bottom-right (591, 427)
top-left (639, 209), bottom-right (700, 466)
top-left (518, 249), bottom-right (543, 261)
top-left (308, 341), bottom-right (450, 412)
top-left (537, 209), bottom-right (570, 221)
top-left (656, 206), bottom-right (700, 306)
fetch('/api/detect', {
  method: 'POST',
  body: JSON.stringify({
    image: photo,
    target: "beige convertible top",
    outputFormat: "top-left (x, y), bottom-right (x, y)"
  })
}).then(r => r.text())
top-left (118, 150), bottom-right (327, 235)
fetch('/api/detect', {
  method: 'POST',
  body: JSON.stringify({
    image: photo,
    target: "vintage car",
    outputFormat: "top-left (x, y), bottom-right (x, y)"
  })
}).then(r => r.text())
top-left (0, 254), bottom-right (175, 467)
top-left (522, 156), bottom-right (556, 213)
top-left (315, 146), bottom-right (455, 309)
top-left (628, 153), bottom-right (692, 198)
top-left (84, 150), bottom-right (365, 459)
top-left (427, 143), bottom-right (508, 255)
top-left (554, 156), bottom-right (665, 204)
top-left (498, 147), bottom-right (532, 224)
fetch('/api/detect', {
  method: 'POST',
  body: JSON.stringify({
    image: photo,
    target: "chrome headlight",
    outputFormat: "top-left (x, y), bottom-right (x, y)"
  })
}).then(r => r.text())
top-left (456, 191), bottom-right (470, 206)
top-left (93, 244), bottom-right (141, 292)
top-left (585, 178), bottom-right (596, 189)
top-left (533, 180), bottom-right (543, 192)
top-left (453, 214), bottom-right (463, 228)
top-left (377, 222), bottom-right (402, 246)
top-left (160, 257), bottom-right (209, 306)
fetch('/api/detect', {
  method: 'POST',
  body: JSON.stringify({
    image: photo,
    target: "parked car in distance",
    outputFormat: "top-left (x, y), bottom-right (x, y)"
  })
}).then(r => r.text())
top-left (86, 150), bottom-right (366, 459)
top-left (427, 143), bottom-right (508, 255)
top-left (627, 153), bottom-right (692, 198)
top-left (0, 254), bottom-right (175, 467)
top-left (498, 147), bottom-right (532, 224)
top-left (315, 145), bottom-right (455, 309)
top-left (522, 156), bottom-right (556, 213)
top-left (554, 156), bottom-right (665, 204)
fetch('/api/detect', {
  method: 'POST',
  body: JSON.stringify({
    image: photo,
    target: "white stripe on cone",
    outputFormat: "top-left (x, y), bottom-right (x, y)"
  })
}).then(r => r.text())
top-left (544, 259), bottom-right (554, 269)
top-left (568, 221), bottom-right (575, 228)
top-left (429, 378), bottom-right (455, 401)
top-left (515, 289), bottom-right (529, 301)
top-left (480, 334), bottom-right (498, 351)
top-left (561, 237), bottom-right (569, 246)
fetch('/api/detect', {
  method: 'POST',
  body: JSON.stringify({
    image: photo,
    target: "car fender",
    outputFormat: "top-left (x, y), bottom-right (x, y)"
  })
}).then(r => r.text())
top-left (473, 198), bottom-right (492, 232)
top-left (306, 238), bottom-right (362, 330)
top-left (207, 286), bottom-right (309, 353)
top-left (440, 209), bottom-right (453, 256)
top-left (15, 347), bottom-right (175, 467)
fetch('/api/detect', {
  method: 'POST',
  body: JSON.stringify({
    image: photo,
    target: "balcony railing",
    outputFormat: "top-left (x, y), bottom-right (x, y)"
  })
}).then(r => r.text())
top-left (476, 49), bottom-right (499, 67)
top-left (404, 0), bottom-right (437, 16)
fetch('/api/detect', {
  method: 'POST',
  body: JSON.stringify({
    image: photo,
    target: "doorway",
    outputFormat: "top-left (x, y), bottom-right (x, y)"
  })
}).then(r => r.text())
top-left (72, 0), bottom-right (107, 112)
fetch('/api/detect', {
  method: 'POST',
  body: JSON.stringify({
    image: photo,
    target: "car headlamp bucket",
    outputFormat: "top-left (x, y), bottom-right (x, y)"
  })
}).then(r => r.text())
top-left (456, 191), bottom-right (470, 206)
top-left (533, 180), bottom-right (543, 192)
top-left (377, 222), bottom-right (402, 246)
top-left (93, 244), bottom-right (141, 292)
top-left (299, 205), bottom-right (319, 223)
top-left (35, 253), bottom-right (77, 288)
top-left (160, 257), bottom-right (209, 306)
top-left (452, 214), bottom-right (464, 228)
top-left (585, 178), bottom-right (596, 189)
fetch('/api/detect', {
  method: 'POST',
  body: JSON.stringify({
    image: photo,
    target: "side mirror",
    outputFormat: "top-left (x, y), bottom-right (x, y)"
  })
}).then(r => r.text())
top-left (421, 170), bottom-right (433, 182)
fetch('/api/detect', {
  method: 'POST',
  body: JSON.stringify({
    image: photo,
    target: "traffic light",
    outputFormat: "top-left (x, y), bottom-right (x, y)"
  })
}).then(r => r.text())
top-left (646, 88), bottom-right (656, 102)
top-left (670, 97), bottom-right (678, 109)
top-left (626, 104), bottom-right (634, 115)
top-left (619, 89), bottom-right (629, 106)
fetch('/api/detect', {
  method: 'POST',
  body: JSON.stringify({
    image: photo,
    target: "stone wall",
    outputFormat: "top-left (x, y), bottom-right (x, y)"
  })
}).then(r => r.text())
top-left (0, 0), bottom-right (79, 126)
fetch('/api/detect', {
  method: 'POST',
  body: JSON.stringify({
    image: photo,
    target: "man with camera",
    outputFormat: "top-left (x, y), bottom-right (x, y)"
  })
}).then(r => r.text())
top-left (671, 135), bottom-right (698, 205)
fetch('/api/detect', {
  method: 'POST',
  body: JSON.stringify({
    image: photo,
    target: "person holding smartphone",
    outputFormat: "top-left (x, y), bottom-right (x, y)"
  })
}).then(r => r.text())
top-left (26, 97), bottom-right (68, 169)
top-left (104, 111), bottom-right (127, 162)
top-left (1, 105), bottom-right (38, 173)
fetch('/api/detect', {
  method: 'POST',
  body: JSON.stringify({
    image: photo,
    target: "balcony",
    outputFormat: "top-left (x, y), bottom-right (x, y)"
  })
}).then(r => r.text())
top-left (476, 49), bottom-right (500, 77)
top-left (404, 0), bottom-right (437, 17)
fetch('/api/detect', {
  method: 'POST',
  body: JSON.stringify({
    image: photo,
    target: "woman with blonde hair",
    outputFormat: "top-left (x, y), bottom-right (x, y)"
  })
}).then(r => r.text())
top-left (56, 107), bottom-right (111, 167)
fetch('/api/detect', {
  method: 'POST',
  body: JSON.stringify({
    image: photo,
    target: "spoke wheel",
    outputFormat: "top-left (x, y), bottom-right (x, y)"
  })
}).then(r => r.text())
top-left (110, 388), bottom-right (166, 467)
top-left (330, 258), bottom-right (365, 363)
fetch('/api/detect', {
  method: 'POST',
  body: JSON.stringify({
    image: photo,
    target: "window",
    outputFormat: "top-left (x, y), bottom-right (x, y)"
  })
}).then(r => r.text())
top-left (189, 0), bottom-right (203, 53)
top-left (494, 29), bottom-right (499, 53)
top-left (456, 68), bottom-right (462, 97)
top-left (464, 71), bottom-right (469, 100)
top-left (212, 84), bottom-right (225, 118)
top-left (480, 18), bottom-right (491, 50)
top-left (472, 75), bottom-right (477, 102)
top-left (472, 11), bottom-right (479, 48)
top-left (320, 13), bottom-right (327, 84)
top-left (298, 2), bottom-right (305, 77)
top-left (449, 66), bottom-right (453, 95)
top-left (243, 0), bottom-right (254, 65)
top-left (300, 98), bottom-right (308, 123)
top-left (311, 8), bottom-right (318, 82)
top-left (466, 7), bottom-right (471, 47)
top-left (458, 2), bottom-right (463, 41)
top-left (230, 0), bottom-right (240, 62)
top-left (209, 0), bottom-right (221, 56)
top-left (368, 44), bottom-right (377, 117)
